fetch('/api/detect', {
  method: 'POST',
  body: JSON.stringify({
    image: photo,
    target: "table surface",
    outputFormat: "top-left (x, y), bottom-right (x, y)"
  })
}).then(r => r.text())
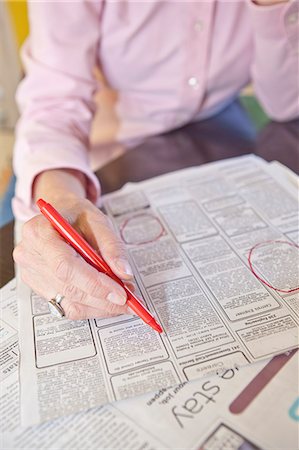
top-left (1, 100), bottom-right (298, 288)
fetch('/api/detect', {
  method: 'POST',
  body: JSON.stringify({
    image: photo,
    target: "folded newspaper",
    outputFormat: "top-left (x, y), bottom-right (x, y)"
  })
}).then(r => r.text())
top-left (1, 279), bottom-right (298, 449)
top-left (17, 155), bottom-right (299, 426)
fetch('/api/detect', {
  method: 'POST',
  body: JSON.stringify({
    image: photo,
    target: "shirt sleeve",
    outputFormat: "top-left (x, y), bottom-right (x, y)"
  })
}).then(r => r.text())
top-left (13, 2), bottom-right (102, 221)
top-left (248, 0), bottom-right (299, 121)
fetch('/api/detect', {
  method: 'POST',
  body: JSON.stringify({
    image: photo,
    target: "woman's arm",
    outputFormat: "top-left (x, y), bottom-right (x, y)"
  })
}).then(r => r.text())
top-left (13, 3), bottom-right (134, 320)
top-left (13, 1), bottom-right (103, 220)
top-left (247, 0), bottom-right (299, 121)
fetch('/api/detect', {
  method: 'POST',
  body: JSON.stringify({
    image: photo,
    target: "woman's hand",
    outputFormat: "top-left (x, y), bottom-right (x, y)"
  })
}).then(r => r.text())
top-left (13, 171), bottom-right (134, 320)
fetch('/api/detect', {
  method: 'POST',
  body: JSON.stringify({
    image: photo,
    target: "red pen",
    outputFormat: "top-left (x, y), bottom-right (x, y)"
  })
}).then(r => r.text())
top-left (37, 199), bottom-right (163, 333)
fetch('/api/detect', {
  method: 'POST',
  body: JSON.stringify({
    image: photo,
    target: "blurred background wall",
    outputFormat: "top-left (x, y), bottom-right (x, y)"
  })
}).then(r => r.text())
top-left (0, 1), bottom-right (28, 225)
top-left (0, 1), bottom-right (28, 128)
top-left (6, 1), bottom-right (29, 47)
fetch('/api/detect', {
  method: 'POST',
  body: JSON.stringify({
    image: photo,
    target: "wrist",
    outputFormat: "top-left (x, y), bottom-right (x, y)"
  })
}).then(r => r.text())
top-left (33, 169), bottom-right (87, 208)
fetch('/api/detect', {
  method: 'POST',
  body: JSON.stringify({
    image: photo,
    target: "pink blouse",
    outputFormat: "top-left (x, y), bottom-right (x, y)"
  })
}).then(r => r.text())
top-left (13, 0), bottom-right (299, 220)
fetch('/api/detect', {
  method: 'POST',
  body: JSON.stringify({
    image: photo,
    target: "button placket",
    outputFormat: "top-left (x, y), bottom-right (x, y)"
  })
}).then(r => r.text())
top-left (181, 3), bottom-right (215, 116)
top-left (188, 17), bottom-right (204, 92)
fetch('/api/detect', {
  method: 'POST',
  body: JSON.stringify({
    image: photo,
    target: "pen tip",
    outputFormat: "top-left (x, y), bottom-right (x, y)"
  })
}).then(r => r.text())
top-left (150, 320), bottom-right (163, 333)
top-left (156, 324), bottom-right (163, 333)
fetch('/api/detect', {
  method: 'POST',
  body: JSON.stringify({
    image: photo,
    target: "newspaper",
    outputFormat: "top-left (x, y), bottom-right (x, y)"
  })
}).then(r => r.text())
top-left (1, 280), bottom-right (298, 449)
top-left (17, 155), bottom-right (299, 426)
top-left (0, 280), bottom-right (164, 450)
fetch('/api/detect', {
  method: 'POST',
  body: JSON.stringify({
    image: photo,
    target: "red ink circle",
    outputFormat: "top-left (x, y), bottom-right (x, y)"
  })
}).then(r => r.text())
top-left (119, 213), bottom-right (165, 245)
top-left (248, 239), bottom-right (299, 293)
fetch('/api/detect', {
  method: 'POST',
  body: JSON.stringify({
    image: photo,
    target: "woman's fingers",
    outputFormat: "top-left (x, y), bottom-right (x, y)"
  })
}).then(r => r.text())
top-left (31, 215), bottom-right (128, 306)
top-left (20, 266), bottom-right (129, 319)
top-left (80, 210), bottom-right (134, 281)
top-left (60, 296), bottom-right (128, 320)
top-left (48, 249), bottom-right (128, 306)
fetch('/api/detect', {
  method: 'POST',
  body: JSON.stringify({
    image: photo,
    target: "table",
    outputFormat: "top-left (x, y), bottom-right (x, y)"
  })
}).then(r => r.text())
top-left (1, 100), bottom-right (298, 288)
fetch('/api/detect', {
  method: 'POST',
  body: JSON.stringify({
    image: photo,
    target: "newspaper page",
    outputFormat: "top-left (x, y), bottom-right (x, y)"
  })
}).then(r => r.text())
top-left (1, 280), bottom-right (298, 449)
top-left (17, 155), bottom-right (299, 426)
top-left (0, 280), bottom-right (164, 450)
top-left (0, 280), bottom-right (19, 437)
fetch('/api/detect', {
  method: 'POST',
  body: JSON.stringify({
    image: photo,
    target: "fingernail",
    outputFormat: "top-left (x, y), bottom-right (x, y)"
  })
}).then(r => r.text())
top-left (116, 259), bottom-right (133, 276)
top-left (107, 292), bottom-right (127, 306)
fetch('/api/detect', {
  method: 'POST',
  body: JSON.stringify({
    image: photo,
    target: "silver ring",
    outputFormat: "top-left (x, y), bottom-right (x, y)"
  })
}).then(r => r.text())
top-left (48, 294), bottom-right (65, 318)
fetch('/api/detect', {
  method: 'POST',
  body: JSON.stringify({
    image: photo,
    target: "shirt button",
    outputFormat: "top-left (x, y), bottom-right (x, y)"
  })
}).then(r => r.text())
top-left (194, 20), bottom-right (204, 32)
top-left (287, 12), bottom-right (298, 24)
top-left (188, 77), bottom-right (199, 90)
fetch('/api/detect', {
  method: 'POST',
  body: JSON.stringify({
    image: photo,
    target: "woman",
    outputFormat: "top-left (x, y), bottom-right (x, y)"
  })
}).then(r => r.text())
top-left (13, 0), bottom-right (299, 320)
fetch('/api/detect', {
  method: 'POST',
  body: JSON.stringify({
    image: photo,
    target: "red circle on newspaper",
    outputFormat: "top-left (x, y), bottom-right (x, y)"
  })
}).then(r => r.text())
top-left (120, 213), bottom-right (165, 245)
top-left (248, 240), bottom-right (299, 293)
